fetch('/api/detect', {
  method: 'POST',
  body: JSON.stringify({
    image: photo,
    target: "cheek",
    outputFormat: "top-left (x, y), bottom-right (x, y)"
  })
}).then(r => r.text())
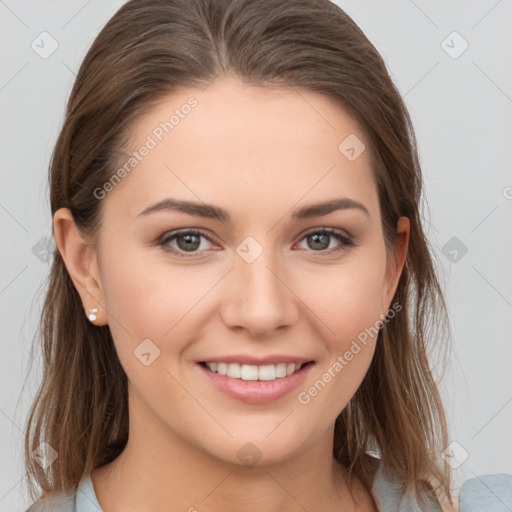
top-left (98, 243), bottom-right (220, 363)
top-left (297, 252), bottom-right (387, 345)
top-left (292, 253), bottom-right (386, 410)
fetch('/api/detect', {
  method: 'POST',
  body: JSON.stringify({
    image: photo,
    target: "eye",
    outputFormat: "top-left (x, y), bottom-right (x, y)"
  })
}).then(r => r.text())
top-left (160, 229), bottom-right (216, 257)
top-left (295, 227), bottom-right (354, 255)
top-left (159, 227), bottom-right (354, 258)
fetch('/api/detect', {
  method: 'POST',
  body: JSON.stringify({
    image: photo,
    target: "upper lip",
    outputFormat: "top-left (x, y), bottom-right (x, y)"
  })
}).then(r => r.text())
top-left (198, 355), bottom-right (314, 365)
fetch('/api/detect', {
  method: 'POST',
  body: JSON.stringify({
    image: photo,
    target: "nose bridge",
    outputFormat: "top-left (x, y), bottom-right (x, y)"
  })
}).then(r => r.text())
top-left (221, 236), bottom-right (299, 336)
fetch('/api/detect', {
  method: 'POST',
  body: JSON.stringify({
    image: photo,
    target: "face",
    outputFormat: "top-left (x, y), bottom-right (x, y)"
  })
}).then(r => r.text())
top-left (84, 74), bottom-right (407, 466)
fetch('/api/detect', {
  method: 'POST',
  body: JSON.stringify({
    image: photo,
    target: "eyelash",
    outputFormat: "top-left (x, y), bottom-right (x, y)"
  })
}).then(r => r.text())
top-left (159, 227), bottom-right (355, 259)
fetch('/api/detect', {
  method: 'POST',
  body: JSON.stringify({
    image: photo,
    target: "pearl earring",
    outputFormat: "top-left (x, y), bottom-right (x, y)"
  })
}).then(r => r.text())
top-left (88, 307), bottom-right (98, 323)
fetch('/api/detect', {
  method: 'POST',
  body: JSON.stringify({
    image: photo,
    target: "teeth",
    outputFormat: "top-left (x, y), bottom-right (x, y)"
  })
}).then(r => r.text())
top-left (226, 363), bottom-right (241, 378)
top-left (258, 365), bottom-right (275, 381)
top-left (204, 362), bottom-right (305, 381)
top-left (275, 363), bottom-right (287, 378)
top-left (241, 364), bottom-right (259, 380)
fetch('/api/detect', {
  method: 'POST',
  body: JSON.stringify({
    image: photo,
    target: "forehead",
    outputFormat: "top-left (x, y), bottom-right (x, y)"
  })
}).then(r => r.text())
top-left (104, 74), bottom-right (379, 224)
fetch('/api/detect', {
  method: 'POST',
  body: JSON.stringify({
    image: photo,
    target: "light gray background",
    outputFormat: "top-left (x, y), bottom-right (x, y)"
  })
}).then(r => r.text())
top-left (1, 0), bottom-right (511, 510)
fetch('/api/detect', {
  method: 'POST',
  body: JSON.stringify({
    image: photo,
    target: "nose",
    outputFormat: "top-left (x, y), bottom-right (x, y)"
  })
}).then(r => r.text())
top-left (220, 247), bottom-right (300, 338)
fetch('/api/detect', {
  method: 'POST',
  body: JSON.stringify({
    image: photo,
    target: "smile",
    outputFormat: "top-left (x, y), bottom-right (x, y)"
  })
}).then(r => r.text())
top-left (201, 362), bottom-right (305, 381)
top-left (196, 360), bottom-right (315, 404)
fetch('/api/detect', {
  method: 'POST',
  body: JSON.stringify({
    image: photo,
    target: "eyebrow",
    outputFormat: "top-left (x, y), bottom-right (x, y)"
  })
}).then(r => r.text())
top-left (137, 197), bottom-right (370, 222)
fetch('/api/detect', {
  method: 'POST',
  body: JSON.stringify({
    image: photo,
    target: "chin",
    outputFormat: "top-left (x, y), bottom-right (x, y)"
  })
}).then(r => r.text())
top-left (196, 423), bottom-right (317, 468)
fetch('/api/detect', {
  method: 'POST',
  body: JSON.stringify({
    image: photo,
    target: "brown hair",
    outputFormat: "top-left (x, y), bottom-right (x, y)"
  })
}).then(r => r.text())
top-left (23, 0), bottom-right (454, 508)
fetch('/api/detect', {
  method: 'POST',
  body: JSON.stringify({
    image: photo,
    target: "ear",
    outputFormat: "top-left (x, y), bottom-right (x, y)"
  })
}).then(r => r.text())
top-left (381, 216), bottom-right (410, 312)
top-left (53, 207), bottom-right (107, 326)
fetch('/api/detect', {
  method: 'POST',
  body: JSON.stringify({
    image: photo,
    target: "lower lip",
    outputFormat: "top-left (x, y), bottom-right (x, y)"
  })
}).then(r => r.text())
top-left (196, 362), bottom-right (314, 404)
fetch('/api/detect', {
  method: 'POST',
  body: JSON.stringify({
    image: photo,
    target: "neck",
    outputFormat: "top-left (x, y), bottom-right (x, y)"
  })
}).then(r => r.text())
top-left (91, 392), bottom-right (372, 512)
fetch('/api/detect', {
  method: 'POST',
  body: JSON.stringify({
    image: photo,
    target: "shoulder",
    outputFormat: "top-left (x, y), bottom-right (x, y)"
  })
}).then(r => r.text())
top-left (25, 490), bottom-right (75, 512)
top-left (458, 472), bottom-right (512, 511)
top-left (365, 454), bottom-right (512, 512)
top-left (366, 453), bottom-right (444, 511)
top-left (25, 474), bottom-right (101, 512)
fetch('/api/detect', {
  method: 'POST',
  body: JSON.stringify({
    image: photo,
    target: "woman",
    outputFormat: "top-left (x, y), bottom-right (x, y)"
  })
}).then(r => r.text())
top-left (24, 0), bottom-right (511, 510)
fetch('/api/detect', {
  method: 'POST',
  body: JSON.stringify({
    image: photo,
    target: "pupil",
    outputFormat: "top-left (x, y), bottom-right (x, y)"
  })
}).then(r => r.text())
top-left (309, 233), bottom-right (329, 250)
top-left (178, 234), bottom-right (200, 251)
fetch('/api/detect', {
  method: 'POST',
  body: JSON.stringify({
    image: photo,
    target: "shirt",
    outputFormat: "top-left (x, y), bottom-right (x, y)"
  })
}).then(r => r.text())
top-left (25, 458), bottom-right (512, 511)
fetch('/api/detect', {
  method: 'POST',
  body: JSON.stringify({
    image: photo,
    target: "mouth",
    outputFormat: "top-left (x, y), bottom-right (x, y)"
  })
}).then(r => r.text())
top-left (198, 361), bottom-right (313, 381)
top-left (195, 359), bottom-right (315, 404)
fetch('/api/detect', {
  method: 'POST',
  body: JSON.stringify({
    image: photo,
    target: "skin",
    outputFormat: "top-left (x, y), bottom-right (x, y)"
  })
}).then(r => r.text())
top-left (54, 73), bottom-right (409, 512)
